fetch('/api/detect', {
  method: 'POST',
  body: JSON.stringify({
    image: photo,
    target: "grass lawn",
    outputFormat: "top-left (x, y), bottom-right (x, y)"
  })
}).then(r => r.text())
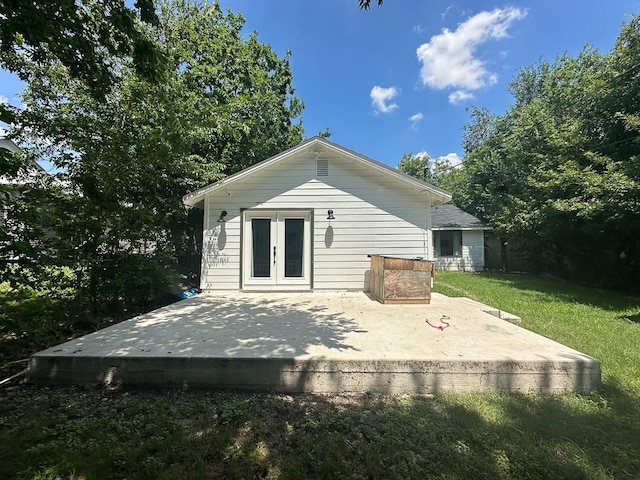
top-left (1, 273), bottom-right (639, 479)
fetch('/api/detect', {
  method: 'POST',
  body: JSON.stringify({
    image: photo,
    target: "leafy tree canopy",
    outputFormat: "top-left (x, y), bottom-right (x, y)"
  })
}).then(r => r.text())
top-left (398, 151), bottom-right (462, 193)
top-left (1, 0), bottom-right (304, 310)
top-left (457, 16), bottom-right (640, 286)
top-left (398, 152), bottom-right (430, 181)
top-left (0, 0), bottom-right (162, 107)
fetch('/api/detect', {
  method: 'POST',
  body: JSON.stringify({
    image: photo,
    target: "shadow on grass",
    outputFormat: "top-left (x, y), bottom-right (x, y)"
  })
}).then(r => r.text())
top-left (619, 312), bottom-right (640, 324)
top-left (451, 272), bottom-right (640, 314)
top-left (1, 382), bottom-right (639, 479)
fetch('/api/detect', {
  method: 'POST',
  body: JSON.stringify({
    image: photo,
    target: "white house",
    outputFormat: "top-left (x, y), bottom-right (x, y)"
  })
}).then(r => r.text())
top-left (0, 132), bottom-right (46, 180)
top-left (0, 135), bottom-right (20, 154)
top-left (183, 136), bottom-right (453, 291)
top-left (431, 204), bottom-right (492, 272)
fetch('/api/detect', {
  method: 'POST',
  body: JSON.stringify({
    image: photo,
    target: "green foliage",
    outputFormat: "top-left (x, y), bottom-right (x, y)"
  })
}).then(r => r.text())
top-left (1, 274), bottom-right (640, 479)
top-left (458, 17), bottom-right (640, 288)
top-left (397, 151), bottom-right (462, 193)
top-left (397, 152), bottom-right (430, 180)
top-left (317, 127), bottom-right (332, 138)
top-left (434, 272), bottom-right (640, 396)
top-left (1, 0), bottom-right (304, 314)
top-left (434, 160), bottom-right (466, 197)
top-left (218, 400), bottom-right (249, 425)
top-left (0, 0), bottom-right (162, 109)
top-left (30, 467), bottom-right (68, 480)
top-left (0, 281), bottom-right (77, 369)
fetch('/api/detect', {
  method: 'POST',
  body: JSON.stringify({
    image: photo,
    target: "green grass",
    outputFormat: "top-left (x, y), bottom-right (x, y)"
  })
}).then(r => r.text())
top-left (434, 272), bottom-right (640, 397)
top-left (1, 273), bottom-right (639, 479)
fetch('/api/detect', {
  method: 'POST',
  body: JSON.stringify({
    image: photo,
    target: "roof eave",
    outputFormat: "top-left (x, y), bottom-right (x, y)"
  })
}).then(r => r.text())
top-left (182, 138), bottom-right (319, 207)
top-left (182, 136), bottom-right (453, 206)
top-left (432, 226), bottom-right (493, 231)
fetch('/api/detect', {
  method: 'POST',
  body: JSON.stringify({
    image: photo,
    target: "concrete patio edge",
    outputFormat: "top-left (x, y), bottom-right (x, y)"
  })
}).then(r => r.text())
top-left (27, 292), bottom-right (602, 394)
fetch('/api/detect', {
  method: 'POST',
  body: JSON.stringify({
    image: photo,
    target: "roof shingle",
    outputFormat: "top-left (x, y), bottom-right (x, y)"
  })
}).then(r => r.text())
top-left (431, 204), bottom-right (491, 230)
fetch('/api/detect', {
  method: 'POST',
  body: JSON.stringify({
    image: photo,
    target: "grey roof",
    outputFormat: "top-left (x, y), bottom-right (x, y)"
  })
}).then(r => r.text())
top-left (431, 204), bottom-right (492, 230)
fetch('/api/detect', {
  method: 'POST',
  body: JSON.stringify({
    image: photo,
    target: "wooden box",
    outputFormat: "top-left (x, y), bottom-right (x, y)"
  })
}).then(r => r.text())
top-left (369, 255), bottom-right (433, 304)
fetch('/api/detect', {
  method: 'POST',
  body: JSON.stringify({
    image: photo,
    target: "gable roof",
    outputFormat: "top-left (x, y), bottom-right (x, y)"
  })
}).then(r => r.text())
top-left (431, 204), bottom-right (492, 230)
top-left (182, 136), bottom-right (452, 207)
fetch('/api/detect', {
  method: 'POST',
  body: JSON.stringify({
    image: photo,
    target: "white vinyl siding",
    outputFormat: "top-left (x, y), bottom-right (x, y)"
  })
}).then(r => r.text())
top-left (433, 230), bottom-right (485, 272)
top-left (200, 151), bottom-right (432, 290)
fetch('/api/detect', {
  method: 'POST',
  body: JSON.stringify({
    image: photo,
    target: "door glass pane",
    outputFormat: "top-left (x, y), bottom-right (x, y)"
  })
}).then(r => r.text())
top-left (252, 218), bottom-right (271, 277)
top-left (284, 218), bottom-right (304, 277)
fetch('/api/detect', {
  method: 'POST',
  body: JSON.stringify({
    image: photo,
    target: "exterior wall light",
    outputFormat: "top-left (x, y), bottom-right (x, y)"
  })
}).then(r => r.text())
top-left (327, 209), bottom-right (335, 220)
top-left (217, 210), bottom-right (228, 222)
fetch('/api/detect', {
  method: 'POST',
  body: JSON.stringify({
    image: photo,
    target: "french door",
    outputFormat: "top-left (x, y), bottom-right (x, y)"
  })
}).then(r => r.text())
top-left (242, 211), bottom-right (311, 289)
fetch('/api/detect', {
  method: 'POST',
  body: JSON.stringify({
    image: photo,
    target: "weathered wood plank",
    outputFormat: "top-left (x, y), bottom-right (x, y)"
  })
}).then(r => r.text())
top-left (383, 257), bottom-right (415, 270)
top-left (413, 261), bottom-right (433, 271)
top-left (378, 298), bottom-right (431, 304)
top-left (369, 254), bottom-right (384, 301)
top-left (383, 270), bottom-right (430, 299)
top-left (369, 254), bottom-right (433, 304)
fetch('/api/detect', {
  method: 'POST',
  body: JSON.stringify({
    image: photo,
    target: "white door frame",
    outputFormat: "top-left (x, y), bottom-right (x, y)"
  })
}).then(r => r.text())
top-left (242, 209), bottom-right (312, 290)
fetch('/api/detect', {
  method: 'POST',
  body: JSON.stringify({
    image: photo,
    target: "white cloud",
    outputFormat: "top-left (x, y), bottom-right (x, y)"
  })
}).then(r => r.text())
top-left (413, 25), bottom-right (428, 34)
top-left (436, 152), bottom-right (463, 168)
top-left (441, 4), bottom-right (454, 21)
top-left (448, 90), bottom-right (474, 104)
top-left (416, 7), bottom-right (526, 101)
top-left (409, 112), bottom-right (424, 129)
top-left (370, 85), bottom-right (399, 113)
top-left (416, 151), bottom-right (430, 160)
top-left (0, 95), bottom-right (8, 104)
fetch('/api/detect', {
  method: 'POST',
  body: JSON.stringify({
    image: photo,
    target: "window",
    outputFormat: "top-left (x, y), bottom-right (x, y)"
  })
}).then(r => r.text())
top-left (434, 231), bottom-right (462, 257)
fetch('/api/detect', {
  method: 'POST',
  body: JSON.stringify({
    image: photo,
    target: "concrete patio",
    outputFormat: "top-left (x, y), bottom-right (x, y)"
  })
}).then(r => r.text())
top-left (28, 292), bottom-right (601, 394)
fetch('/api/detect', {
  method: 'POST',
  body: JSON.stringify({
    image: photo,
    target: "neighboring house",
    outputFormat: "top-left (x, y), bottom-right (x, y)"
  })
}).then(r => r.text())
top-left (0, 135), bottom-right (20, 155)
top-left (1, 133), bottom-right (46, 262)
top-left (0, 134), bottom-right (21, 224)
top-left (0, 133), bottom-right (45, 182)
top-left (183, 136), bottom-right (452, 291)
top-left (431, 203), bottom-right (491, 272)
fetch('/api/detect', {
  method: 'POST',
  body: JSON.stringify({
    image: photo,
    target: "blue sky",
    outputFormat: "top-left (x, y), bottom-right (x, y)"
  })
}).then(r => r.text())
top-left (1, 0), bottom-right (638, 169)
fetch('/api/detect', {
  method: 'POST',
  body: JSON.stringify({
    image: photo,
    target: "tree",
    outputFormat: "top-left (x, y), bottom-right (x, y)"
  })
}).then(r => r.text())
top-left (1, 0), bottom-right (304, 311)
top-left (0, 0), bottom-right (164, 171)
top-left (431, 156), bottom-right (465, 196)
top-left (398, 152), bottom-right (430, 181)
top-left (459, 17), bottom-right (640, 287)
top-left (0, 0), bottom-right (162, 106)
top-left (397, 151), bottom-right (461, 191)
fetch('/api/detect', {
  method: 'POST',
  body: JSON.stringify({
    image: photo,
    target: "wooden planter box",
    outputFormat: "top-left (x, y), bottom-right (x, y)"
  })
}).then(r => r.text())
top-left (369, 255), bottom-right (433, 304)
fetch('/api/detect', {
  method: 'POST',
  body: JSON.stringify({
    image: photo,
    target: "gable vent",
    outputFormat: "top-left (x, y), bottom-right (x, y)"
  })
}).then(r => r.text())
top-left (316, 158), bottom-right (329, 176)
